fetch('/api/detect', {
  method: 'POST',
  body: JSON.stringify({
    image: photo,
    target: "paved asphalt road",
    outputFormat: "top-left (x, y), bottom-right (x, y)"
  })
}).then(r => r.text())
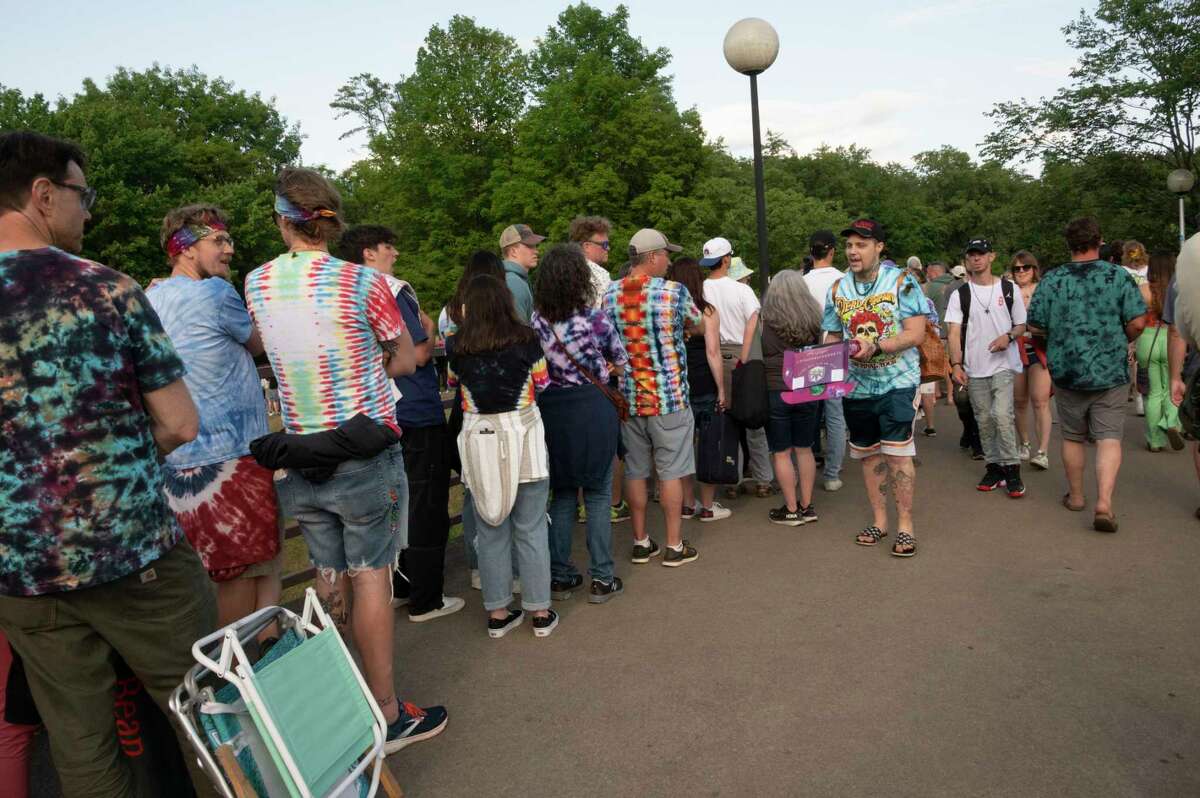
top-left (30, 402), bottom-right (1200, 797)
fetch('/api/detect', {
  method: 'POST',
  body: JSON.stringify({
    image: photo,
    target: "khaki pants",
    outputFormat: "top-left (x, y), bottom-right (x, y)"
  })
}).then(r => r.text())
top-left (0, 540), bottom-right (218, 798)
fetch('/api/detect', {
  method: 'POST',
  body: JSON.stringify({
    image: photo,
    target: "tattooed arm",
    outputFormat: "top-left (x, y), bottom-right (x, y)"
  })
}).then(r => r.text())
top-left (381, 328), bottom-right (417, 378)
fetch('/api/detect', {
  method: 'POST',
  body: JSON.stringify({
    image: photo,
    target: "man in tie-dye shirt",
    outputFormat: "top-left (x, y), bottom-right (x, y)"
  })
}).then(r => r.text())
top-left (603, 228), bottom-right (702, 568)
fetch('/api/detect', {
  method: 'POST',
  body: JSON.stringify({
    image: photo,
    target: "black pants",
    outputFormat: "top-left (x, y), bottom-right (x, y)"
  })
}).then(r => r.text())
top-left (393, 423), bottom-right (452, 615)
top-left (954, 384), bottom-right (982, 453)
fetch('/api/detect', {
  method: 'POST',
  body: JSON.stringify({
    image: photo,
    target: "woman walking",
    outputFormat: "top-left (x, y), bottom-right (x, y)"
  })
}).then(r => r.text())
top-left (532, 245), bottom-right (629, 603)
top-left (669, 257), bottom-right (730, 521)
top-left (1010, 251), bottom-right (1052, 470)
top-left (449, 275), bottom-right (557, 638)
top-left (760, 271), bottom-right (825, 526)
top-left (1136, 251), bottom-right (1184, 451)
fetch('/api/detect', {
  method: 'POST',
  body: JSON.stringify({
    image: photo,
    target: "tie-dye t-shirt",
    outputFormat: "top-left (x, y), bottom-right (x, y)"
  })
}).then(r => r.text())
top-left (531, 308), bottom-right (628, 388)
top-left (602, 274), bottom-right (702, 417)
top-left (448, 339), bottom-right (549, 413)
top-left (0, 248), bottom-right (186, 597)
top-left (244, 251), bottom-right (406, 435)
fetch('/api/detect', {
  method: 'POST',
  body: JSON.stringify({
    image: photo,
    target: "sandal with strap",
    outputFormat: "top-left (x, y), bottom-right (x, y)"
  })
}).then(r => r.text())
top-left (855, 526), bottom-right (887, 546)
top-left (891, 532), bottom-right (917, 558)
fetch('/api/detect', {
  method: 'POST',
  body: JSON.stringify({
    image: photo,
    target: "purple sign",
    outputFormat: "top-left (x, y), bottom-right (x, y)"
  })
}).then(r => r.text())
top-left (781, 343), bottom-right (856, 405)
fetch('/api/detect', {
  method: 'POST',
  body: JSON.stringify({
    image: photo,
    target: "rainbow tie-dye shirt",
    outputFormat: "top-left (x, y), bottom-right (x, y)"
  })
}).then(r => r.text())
top-left (602, 274), bottom-right (701, 417)
top-left (244, 252), bottom-right (406, 434)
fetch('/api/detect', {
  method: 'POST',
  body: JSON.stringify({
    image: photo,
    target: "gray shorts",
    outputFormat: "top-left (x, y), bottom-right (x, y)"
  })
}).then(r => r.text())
top-left (621, 408), bottom-right (696, 481)
top-left (1055, 384), bottom-right (1127, 443)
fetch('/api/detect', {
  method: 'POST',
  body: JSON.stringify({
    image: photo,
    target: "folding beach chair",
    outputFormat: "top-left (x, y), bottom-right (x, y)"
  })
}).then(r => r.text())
top-left (170, 588), bottom-right (404, 798)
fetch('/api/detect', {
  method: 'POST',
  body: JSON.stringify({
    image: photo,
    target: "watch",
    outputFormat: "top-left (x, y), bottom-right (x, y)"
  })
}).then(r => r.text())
top-left (1007, 331), bottom-right (1016, 342)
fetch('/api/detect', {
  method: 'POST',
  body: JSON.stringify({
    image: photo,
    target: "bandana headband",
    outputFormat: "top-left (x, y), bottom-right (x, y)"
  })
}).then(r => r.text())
top-left (166, 220), bottom-right (228, 259)
top-left (274, 194), bottom-right (338, 224)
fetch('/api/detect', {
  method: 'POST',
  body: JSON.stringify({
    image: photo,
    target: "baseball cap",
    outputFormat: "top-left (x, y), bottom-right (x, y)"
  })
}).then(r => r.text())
top-left (699, 236), bottom-right (733, 267)
top-left (841, 219), bottom-right (886, 241)
top-left (951, 264), bottom-right (967, 279)
top-left (628, 228), bottom-right (682, 256)
top-left (965, 237), bottom-right (993, 254)
top-left (809, 230), bottom-right (836, 249)
top-left (728, 256), bottom-right (754, 282)
top-left (499, 223), bottom-right (546, 250)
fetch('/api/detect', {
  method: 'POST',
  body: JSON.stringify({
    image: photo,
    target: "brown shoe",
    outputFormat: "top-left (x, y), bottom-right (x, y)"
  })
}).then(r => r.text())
top-left (755, 483), bottom-right (774, 499)
top-left (1093, 512), bottom-right (1118, 533)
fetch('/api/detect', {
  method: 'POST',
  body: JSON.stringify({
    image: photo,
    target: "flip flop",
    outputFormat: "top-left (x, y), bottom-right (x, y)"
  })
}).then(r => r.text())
top-left (1061, 493), bottom-right (1085, 512)
top-left (1093, 513), bottom-right (1118, 533)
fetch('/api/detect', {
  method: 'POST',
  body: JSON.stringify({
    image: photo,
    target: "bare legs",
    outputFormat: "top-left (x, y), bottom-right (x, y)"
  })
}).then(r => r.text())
top-left (1014, 370), bottom-right (1030, 446)
top-left (1029, 366), bottom-right (1053, 455)
top-left (773, 448), bottom-right (815, 512)
top-left (627, 476), bottom-right (684, 548)
top-left (920, 391), bottom-right (937, 430)
top-left (214, 574), bottom-right (282, 643)
top-left (681, 475), bottom-right (717, 511)
top-left (316, 567), bottom-right (399, 724)
top-left (859, 453), bottom-right (916, 535)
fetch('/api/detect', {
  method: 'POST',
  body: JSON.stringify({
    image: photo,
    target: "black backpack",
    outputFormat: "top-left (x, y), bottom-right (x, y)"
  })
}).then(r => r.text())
top-left (956, 279), bottom-right (1015, 351)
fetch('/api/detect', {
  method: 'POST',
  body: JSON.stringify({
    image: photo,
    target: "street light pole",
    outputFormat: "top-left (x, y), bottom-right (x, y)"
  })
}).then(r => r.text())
top-left (723, 18), bottom-right (780, 297)
top-left (749, 73), bottom-right (769, 297)
top-left (1167, 168), bottom-right (1195, 249)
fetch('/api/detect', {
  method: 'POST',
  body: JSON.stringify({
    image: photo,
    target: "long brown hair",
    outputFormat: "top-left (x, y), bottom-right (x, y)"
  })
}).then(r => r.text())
top-left (448, 250), bottom-right (505, 328)
top-left (1147, 251), bottom-right (1176, 319)
top-left (454, 275), bottom-right (537, 355)
top-left (1010, 250), bottom-right (1039, 283)
top-left (667, 257), bottom-right (710, 314)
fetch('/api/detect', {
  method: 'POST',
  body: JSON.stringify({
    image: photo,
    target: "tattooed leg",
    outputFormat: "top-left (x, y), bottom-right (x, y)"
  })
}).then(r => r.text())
top-left (316, 567), bottom-right (352, 636)
top-left (885, 454), bottom-right (916, 532)
top-left (861, 454), bottom-right (890, 531)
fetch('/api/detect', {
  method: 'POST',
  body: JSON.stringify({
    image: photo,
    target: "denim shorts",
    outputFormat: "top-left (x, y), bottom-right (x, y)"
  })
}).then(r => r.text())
top-left (843, 387), bottom-right (919, 458)
top-left (765, 392), bottom-right (820, 452)
top-left (275, 443), bottom-right (408, 573)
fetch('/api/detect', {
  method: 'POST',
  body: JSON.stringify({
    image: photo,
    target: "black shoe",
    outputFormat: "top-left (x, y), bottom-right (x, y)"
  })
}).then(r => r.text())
top-left (977, 463), bottom-right (1006, 492)
top-left (532, 610), bottom-right (559, 638)
top-left (550, 574), bottom-right (584, 600)
top-left (923, 427), bottom-right (937, 437)
top-left (589, 577), bottom-right (624, 604)
top-left (959, 435), bottom-right (971, 449)
top-left (799, 505), bottom-right (818, 523)
top-left (1005, 465), bottom-right (1026, 498)
top-left (631, 538), bottom-right (660, 564)
top-left (971, 448), bottom-right (985, 460)
top-left (768, 505), bottom-right (804, 526)
top-left (487, 609), bottom-right (524, 639)
top-left (662, 541), bottom-right (699, 567)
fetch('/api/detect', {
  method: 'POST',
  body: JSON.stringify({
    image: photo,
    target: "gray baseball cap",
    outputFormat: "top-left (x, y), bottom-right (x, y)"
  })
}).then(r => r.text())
top-left (499, 223), bottom-right (545, 250)
top-left (628, 228), bottom-right (682, 256)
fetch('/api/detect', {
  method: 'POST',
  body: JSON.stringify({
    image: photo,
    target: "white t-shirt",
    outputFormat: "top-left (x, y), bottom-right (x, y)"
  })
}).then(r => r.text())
top-left (803, 267), bottom-right (842, 311)
top-left (703, 276), bottom-right (760, 345)
top-left (944, 279), bottom-right (1027, 378)
top-left (587, 259), bottom-right (612, 309)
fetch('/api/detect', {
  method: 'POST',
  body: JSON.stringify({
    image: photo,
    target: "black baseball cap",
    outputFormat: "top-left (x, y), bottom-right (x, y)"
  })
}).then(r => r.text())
top-left (841, 219), bottom-right (886, 242)
top-left (965, 238), bottom-right (993, 254)
top-left (809, 230), bottom-right (836, 248)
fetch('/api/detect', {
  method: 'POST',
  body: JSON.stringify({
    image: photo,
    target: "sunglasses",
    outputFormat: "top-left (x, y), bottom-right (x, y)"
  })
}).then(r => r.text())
top-left (585, 239), bottom-right (611, 251)
top-left (52, 180), bottom-right (97, 210)
top-left (1012, 264), bottom-right (1036, 272)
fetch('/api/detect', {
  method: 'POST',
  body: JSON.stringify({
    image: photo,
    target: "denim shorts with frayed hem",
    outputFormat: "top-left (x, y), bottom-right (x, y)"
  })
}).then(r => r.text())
top-left (275, 443), bottom-right (408, 573)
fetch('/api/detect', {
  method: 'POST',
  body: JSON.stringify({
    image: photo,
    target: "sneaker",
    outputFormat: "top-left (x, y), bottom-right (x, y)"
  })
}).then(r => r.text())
top-left (799, 504), bottom-right (818, 523)
top-left (1135, 394), bottom-right (1145, 416)
top-left (610, 500), bottom-right (631, 523)
top-left (550, 574), bottom-right (584, 601)
top-left (384, 702), bottom-right (449, 754)
top-left (977, 463), bottom-right (1007, 492)
top-left (723, 486), bottom-right (739, 501)
top-left (532, 610), bottom-right (559, 638)
top-left (768, 505), bottom-right (804, 526)
top-left (1168, 426), bottom-right (1186, 451)
top-left (409, 596), bottom-right (465, 623)
top-left (923, 426), bottom-right (937, 437)
top-left (971, 448), bottom-right (985, 461)
top-left (469, 569), bottom-right (481, 591)
top-left (959, 435), bottom-right (971, 450)
top-left (588, 577), bottom-right (624, 604)
top-left (1019, 442), bottom-right (1031, 460)
top-left (698, 502), bottom-right (732, 522)
top-left (487, 609), bottom-right (524, 639)
top-left (1005, 465), bottom-right (1026, 498)
top-left (681, 504), bottom-right (697, 520)
top-left (390, 569), bottom-right (410, 608)
top-left (1030, 450), bottom-right (1049, 470)
top-left (631, 538), bottom-right (661, 564)
top-left (390, 595), bottom-right (410, 609)
top-left (662, 541), bottom-right (699, 567)
top-left (823, 478), bottom-right (843, 492)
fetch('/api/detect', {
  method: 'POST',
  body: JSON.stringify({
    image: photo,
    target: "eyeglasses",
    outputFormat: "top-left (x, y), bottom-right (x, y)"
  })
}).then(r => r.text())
top-left (51, 180), bottom-right (96, 210)
top-left (1012, 264), bottom-right (1036, 272)
top-left (585, 239), bottom-right (611, 251)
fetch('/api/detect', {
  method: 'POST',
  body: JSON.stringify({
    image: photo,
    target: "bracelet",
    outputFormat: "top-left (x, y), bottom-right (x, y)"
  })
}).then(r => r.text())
top-left (951, 362), bottom-right (962, 367)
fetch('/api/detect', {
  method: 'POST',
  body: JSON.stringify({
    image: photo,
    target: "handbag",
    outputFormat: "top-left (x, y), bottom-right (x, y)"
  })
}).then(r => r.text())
top-left (551, 325), bottom-right (630, 422)
top-left (730, 319), bottom-right (770, 430)
top-left (918, 319), bottom-right (949, 384)
top-left (695, 409), bottom-right (741, 484)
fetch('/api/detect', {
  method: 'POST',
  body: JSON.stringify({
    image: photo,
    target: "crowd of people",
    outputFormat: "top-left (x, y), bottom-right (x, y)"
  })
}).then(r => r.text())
top-left (0, 128), bottom-right (1195, 797)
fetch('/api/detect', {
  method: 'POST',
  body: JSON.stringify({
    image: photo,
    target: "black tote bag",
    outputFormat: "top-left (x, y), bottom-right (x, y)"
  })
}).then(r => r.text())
top-left (696, 410), bottom-right (741, 484)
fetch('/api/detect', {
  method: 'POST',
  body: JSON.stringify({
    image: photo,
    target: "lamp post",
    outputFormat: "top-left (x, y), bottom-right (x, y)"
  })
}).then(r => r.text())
top-left (1168, 168), bottom-right (1195, 249)
top-left (723, 18), bottom-right (780, 296)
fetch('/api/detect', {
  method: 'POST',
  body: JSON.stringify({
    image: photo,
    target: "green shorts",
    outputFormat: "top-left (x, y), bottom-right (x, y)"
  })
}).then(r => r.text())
top-left (843, 387), bottom-right (919, 459)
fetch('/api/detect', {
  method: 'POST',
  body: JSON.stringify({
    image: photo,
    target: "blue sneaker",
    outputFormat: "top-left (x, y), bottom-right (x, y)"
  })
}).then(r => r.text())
top-left (384, 702), bottom-right (448, 754)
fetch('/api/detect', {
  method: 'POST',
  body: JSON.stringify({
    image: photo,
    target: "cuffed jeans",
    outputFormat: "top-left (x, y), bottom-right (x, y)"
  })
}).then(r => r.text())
top-left (822, 397), bottom-right (846, 480)
top-left (475, 478), bottom-right (552, 612)
top-left (463, 489), bottom-right (518, 578)
top-left (968, 369), bottom-right (1019, 466)
top-left (548, 463), bottom-right (615, 584)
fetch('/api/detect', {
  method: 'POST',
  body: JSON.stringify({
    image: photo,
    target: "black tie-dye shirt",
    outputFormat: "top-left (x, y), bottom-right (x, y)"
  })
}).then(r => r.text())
top-left (0, 248), bottom-right (187, 596)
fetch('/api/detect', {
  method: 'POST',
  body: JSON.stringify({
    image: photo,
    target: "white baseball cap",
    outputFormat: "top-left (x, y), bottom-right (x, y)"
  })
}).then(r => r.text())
top-left (699, 237), bottom-right (733, 267)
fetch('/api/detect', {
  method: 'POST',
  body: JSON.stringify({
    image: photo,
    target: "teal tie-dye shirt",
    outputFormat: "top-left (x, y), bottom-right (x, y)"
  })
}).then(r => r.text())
top-left (0, 248), bottom-right (187, 596)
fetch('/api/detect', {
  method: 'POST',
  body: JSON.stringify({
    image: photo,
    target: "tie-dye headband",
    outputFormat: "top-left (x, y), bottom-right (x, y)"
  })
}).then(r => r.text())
top-left (165, 220), bottom-right (228, 259)
top-left (274, 194), bottom-right (338, 224)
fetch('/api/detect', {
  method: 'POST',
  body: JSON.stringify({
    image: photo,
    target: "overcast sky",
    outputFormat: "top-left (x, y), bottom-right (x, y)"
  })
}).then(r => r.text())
top-left (5, 0), bottom-right (1085, 171)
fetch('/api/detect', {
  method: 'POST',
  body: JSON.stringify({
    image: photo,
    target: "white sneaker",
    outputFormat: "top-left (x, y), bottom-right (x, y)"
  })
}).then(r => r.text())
top-left (1030, 450), bottom-right (1049, 470)
top-left (470, 569), bottom-right (481, 590)
top-left (823, 478), bottom-right (843, 492)
top-left (1135, 395), bottom-right (1145, 416)
top-left (1019, 442), bottom-right (1031, 461)
top-left (408, 596), bottom-right (466, 623)
top-left (698, 502), bottom-right (732, 522)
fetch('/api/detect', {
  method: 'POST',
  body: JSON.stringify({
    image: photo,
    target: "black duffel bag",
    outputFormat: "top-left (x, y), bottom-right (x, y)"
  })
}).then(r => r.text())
top-left (729, 320), bottom-right (769, 430)
top-left (696, 409), bottom-right (741, 485)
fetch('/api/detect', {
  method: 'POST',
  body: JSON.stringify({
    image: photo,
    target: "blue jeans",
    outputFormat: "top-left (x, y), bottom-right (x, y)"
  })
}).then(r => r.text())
top-left (276, 443), bottom-right (407, 574)
top-left (462, 489), bottom-right (518, 577)
top-left (475, 479), bottom-right (552, 612)
top-left (547, 462), bottom-right (615, 583)
top-left (822, 397), bottom-right (846, 480)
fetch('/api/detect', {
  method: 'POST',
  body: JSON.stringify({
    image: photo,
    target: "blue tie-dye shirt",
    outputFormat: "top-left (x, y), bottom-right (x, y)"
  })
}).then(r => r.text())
top-left (0, 248), bottom-right (187, 596)
top-left (146, 275), bottom-right (268, 468)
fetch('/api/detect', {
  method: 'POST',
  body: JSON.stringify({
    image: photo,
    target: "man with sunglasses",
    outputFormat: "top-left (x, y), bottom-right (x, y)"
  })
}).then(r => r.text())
top-left (0, 131), bottom-right (221, 796)
top-left (569, 215), bottom-right (614, 308)
top-left (500, 223), bottom-right (546, 322)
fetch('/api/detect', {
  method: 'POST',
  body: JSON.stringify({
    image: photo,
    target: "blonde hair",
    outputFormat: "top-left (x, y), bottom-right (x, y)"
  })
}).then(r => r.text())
top-left (1122, 240), bottom-right (1148, 267)
top-left (761, 270), bottom-right (823, 348)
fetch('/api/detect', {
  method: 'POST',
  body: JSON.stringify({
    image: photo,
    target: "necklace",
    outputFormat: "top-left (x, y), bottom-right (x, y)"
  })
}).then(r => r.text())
top-left (853, 269), bottom-right (879, 296)
top-left (969, 279), bottom-right (997, 314)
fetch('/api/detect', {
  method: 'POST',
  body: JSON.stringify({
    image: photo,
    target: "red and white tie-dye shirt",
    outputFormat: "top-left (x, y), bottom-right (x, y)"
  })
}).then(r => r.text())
top-left (245, 251), bottom-right (406, 434)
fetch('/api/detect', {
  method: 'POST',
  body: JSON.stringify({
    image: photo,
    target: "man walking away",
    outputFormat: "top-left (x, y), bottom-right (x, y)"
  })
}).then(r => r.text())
top-left (802, 230), bottom-right (847, 491)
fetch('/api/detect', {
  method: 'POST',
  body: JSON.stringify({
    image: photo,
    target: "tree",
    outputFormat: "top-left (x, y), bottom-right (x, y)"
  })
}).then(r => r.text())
top-left (983, 0), bottom-right (1199, 181)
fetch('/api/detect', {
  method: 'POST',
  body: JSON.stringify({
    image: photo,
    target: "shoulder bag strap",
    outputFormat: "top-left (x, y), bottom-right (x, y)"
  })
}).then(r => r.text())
top-left (550, 324), bottom-right (610, 393)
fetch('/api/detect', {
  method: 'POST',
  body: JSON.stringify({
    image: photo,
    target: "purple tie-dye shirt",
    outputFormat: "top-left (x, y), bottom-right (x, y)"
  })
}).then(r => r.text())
top-left (531, 308), bottom-right (628, 388)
